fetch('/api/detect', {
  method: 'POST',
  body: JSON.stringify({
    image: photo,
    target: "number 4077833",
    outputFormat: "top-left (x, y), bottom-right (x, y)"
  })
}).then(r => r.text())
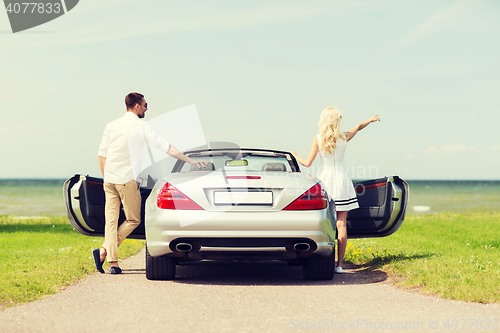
top-left (5, 2), bottom-right (62, 14)
top-left (444, 319), bottom-right (498, 330)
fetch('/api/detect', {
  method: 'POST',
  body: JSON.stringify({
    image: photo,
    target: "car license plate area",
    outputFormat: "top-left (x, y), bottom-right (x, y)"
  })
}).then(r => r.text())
top-left (214, 191), bottom-right (273, 206)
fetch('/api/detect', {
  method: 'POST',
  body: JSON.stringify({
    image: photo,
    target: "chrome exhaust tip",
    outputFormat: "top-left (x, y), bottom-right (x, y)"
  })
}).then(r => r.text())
top-left (176, 243), bottom-right (193, 252)
top-left (293, 243), bottom-right (310, 252)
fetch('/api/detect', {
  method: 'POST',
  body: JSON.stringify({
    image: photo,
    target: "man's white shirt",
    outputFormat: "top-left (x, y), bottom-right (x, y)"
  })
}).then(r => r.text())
top-left (98, 112), bottom-right (170, 184)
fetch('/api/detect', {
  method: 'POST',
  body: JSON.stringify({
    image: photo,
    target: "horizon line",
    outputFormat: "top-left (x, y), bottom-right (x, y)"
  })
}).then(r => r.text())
top-left (1, 177), bottom-right (500, 182)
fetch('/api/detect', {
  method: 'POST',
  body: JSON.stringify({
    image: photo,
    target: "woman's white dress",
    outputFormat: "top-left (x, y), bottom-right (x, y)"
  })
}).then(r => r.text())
top-left (316, 134), bottom-right (359, 211)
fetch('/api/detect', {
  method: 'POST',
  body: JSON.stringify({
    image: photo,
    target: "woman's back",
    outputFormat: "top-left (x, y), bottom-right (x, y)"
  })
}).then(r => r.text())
top-left (316, 134), bottom-right (357, 211)
top-left (317, 134), bottom-right (347, 170)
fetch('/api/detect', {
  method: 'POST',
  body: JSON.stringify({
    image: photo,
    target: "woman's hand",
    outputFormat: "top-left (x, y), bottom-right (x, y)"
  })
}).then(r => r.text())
top-left (370, 114), bottom-right (380, 123)
top-left (345, 114), bottom-right (381, 142)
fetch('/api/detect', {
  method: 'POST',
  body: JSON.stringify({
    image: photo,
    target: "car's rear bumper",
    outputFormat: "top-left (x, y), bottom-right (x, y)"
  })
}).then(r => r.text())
top-left (145, 208), bottom-right (336, 259)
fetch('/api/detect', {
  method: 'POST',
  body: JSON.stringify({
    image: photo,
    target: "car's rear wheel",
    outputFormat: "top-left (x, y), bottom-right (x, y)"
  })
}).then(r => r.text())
top-left (286, 259), bottom-right (304, 266)
top-left (145, 246), bottom-right (176, 280)
top-left (302, 250), bottom-right (335, 280)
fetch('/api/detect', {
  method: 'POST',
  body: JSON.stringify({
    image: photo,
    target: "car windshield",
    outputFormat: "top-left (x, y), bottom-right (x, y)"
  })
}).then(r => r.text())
top-left (178, 152), bottom-right (293, 173)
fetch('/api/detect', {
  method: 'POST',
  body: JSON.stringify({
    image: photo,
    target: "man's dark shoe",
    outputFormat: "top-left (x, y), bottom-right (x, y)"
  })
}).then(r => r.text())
top-left (92, 249), bottom-right (105, 273)
top-left (109, 266), bottom-right (122, 274)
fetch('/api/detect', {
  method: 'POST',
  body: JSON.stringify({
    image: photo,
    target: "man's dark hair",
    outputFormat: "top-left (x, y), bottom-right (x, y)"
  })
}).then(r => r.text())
top-left (125, 92), bottom-right (144, 110)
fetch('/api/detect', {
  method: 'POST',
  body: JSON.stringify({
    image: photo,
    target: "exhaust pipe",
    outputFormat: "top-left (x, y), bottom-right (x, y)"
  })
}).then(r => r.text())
top-left (176, 243), bottom-right (193, 252)
top-left (294, 243), bottom-right (310, 252)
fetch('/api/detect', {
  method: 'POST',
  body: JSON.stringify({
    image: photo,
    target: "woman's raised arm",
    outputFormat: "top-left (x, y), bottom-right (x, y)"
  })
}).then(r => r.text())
top-left (344, 114), bottom-right (380, 142)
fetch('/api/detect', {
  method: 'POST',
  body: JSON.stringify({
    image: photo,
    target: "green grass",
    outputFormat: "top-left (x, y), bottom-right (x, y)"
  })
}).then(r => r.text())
top-left (344, 212), bottom-right (500, 303)
top-left (0, 216), bottom-right (145, 309)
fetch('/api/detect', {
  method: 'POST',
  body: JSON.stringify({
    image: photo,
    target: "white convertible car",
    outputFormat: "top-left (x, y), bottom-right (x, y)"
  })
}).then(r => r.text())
top-left (64, 148), bottom-right (408, 281)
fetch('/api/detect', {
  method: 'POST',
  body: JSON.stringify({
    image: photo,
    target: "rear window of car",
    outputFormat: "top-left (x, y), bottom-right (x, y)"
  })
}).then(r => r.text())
top-left (178, 154), bottom-right (292, 173)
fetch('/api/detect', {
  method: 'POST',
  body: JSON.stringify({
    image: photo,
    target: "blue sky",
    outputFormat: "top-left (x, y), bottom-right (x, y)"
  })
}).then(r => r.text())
top-left (1, 0), bottom-right (499, 180)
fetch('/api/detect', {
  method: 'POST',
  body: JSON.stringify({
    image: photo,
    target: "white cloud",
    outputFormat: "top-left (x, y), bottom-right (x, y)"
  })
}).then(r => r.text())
top-left (425, 146), bottom-right (439, 154)
top-left (425, 143), bottom-right (477, 154)
top-left (491, 145), bottom-right (500, 151)
top-left (385, 0), bottom-right (483, 54)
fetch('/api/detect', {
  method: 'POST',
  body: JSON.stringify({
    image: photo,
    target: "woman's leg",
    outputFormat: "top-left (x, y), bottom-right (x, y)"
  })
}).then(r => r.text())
top-left (336, 211), bottom-right (347, 268)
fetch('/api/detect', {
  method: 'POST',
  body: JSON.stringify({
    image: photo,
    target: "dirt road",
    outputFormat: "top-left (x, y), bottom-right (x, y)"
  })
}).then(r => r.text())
top-left (1, 249), bottom-right (498, 333)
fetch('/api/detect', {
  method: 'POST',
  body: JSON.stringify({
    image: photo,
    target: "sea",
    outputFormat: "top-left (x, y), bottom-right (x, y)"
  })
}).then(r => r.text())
top-left (0, 179), bottom-right (499, 217)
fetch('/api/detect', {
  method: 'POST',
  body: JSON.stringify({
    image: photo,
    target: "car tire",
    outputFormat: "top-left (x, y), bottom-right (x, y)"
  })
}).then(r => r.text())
top-left (145, 246), bottom-right (176, 280)
top-left (286, 259), bottom-right (303, 266)
top-left (302, 250), bottom-right (335, 280)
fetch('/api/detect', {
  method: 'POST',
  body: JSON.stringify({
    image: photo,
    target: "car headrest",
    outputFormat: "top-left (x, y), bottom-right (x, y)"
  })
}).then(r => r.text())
top-left (190, 162), bottom-right (215, 171)
top-left (262, 163), bottom-right (286, 172)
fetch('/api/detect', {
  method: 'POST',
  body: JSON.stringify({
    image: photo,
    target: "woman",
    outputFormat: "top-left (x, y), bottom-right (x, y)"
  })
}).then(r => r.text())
top-left (291, 107), bottom-right (380, 273)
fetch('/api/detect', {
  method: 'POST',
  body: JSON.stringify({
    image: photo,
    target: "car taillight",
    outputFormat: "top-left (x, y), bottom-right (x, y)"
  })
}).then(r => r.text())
top-left (157, 183), bottom-right (203, 210)
top-left (355, 182), bottom-right (386, 193)
top-left (283, 183), bottom-right (327, 210)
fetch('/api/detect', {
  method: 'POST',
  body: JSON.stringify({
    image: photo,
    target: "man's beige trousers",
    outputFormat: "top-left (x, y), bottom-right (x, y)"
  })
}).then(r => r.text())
top-left (103, 180), bottom-right (141, 262)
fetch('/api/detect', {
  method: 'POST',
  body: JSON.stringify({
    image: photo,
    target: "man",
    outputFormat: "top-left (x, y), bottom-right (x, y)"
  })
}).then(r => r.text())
top-left (93, 92), bottom-right (207, 274)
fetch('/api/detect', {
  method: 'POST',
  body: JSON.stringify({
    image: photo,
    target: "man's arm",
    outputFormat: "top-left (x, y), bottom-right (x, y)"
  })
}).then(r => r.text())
top-left (98, 124), bottom-right (109, 178)
top-left (98, 156), bottom-right (106, 177)
top-left (142, 123), bottom-right (208, 168)
top-left (167, 145), bottom-right (208, 168)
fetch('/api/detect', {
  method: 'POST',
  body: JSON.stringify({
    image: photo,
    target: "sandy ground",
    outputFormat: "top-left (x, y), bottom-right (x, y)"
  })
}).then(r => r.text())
top-left (1, 249), bottom-right (499, 333)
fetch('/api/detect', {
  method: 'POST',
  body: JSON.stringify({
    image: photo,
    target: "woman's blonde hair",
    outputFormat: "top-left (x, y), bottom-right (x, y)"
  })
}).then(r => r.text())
top-left (318, 106), bottom-right (346, 153)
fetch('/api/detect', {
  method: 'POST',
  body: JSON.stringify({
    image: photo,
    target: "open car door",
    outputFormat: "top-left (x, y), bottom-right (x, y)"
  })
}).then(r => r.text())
top-left (63, 175), bottom-right (149, 239)
top-left (347, 176), bottom-right (409, 238)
